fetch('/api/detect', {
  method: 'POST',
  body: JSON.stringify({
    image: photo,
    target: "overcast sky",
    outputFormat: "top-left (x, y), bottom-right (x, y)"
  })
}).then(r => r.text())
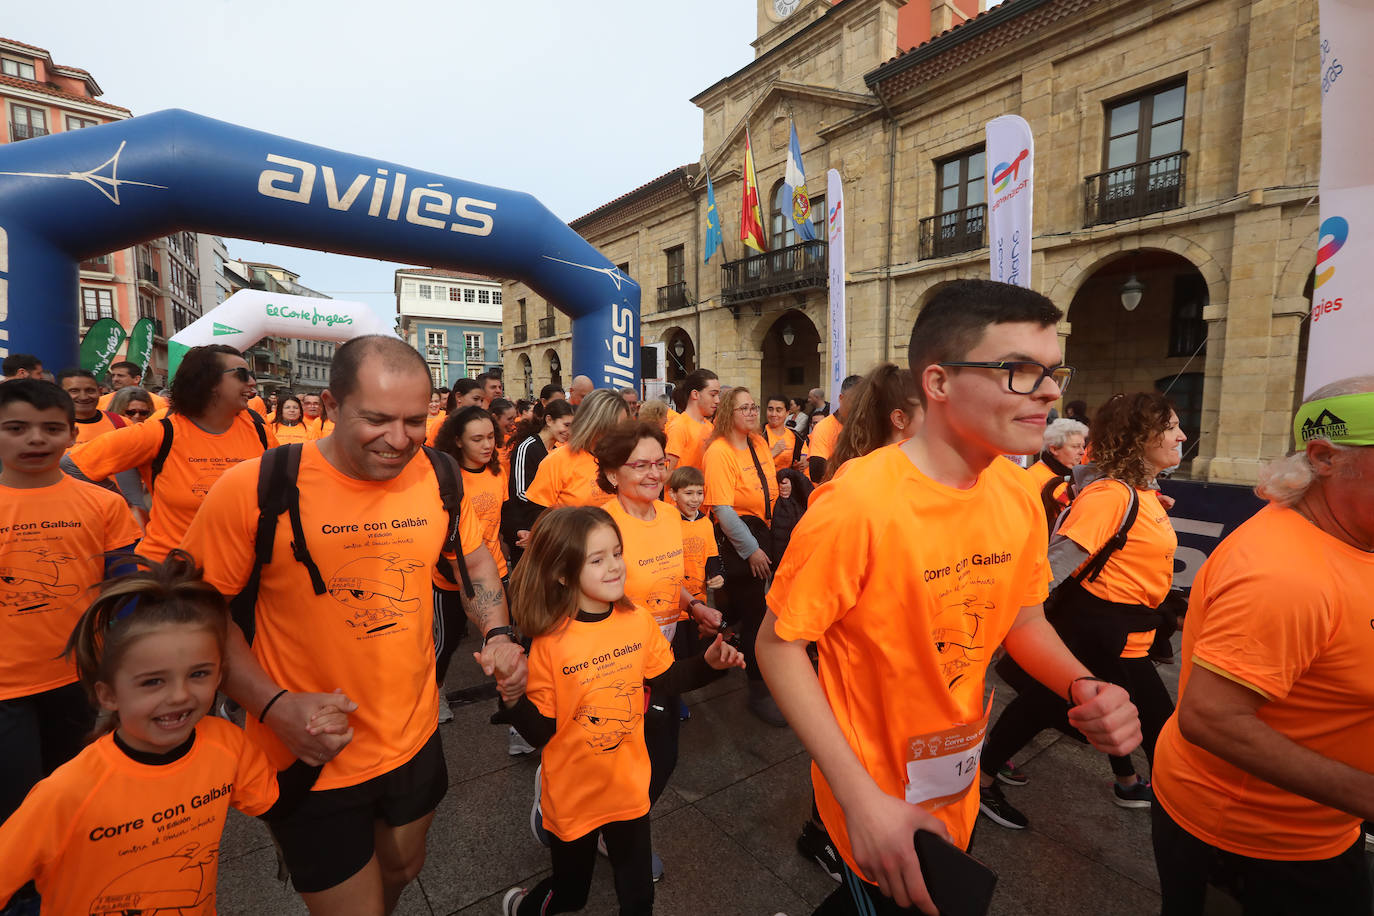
top-left (8, 0), bottom-right (769, 317)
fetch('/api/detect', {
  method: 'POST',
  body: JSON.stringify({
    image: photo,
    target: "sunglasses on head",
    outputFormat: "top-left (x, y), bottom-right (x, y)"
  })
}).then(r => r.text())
top-left (222, 367), bottom-right (255, 383)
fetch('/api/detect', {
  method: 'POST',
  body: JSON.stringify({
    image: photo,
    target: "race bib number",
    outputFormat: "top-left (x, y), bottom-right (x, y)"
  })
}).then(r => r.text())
top-left (903, 695), bottom-right (992, 810)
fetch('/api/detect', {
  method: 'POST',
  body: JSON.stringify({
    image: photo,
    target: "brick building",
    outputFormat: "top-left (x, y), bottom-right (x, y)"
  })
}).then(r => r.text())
top-left (500, 0), bottom-right (1320, 484)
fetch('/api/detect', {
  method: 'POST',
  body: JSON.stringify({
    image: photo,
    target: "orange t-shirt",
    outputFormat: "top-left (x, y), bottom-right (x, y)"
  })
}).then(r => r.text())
top-left (703, 436), bottom-right (774, 524)
top-left (808, 414), bottom-right (842, 461)
top-left (461, 466), bottom-right (508, 578)
top-left (0, 477), bottom-right (141, 700)
top-left (768, 445), bottom-right (1049, 873)
top-left (1153, 505), bottom-right (1374, 860)
top-left (71, 413), bottom-right (278, 562)
top-left (247, 395), bottom-right (266, 415)
top-left (524, 446), bottom-right (612, 508)
top-left (1059, 481), bottom-right (1176, 609)
top-left (526, 606), bottom-right (674, 841)
top-left (764, 425), bottom-right (805, 478)
top-left (181, 443), bottom-right (483, 790)
top-left (303, 416), bottom-right (334, 440)
top-left (97, 391), bottom-right (168, 412)
top-left (270, 423), bottom-right (312, 445)
top-left (603, 500), bottom-right (686, 628)
top-left (0, 716), bottom-right (279, 913)
top-left (665, 412), bottom-right (712, 470)
top-left (680, 512), bottom-right (719, 603)
top-left (498, 441), bottom-right (514, 479)
top-left (72, 411), bottom-right (122, 447)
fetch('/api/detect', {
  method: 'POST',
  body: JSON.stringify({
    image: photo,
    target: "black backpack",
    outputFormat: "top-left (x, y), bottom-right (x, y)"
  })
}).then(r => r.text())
top-left (149, 410), bottom-right (270, 487)
top-left (228, 443), bottom-right (474, 643)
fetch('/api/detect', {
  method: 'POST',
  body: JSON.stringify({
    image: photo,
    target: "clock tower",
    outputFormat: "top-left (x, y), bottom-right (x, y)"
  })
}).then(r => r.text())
top-left (756, 0), bottom-right (815, 49)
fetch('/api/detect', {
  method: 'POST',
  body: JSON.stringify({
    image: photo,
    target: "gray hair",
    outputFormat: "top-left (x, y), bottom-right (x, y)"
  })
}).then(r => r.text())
top-left (1043, 418), bottom-right (1088, 450)
top-left (109, 386), bottom-right (154, 415)
top-left (1255, 375), bottom-right (1374, 506)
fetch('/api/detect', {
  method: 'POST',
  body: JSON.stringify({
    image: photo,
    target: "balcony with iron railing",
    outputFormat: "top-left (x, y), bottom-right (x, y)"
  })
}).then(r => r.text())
top-left (538, 316), bottom-right (556, 338)
top-left (466, 347), bottom-right (485, 363)
top-left (657, 281), bottom-right (692, 312)
top-left (513, 324), bottom-right (527, 344)
top-left (721, 240), bottom-right (827, 313)
top-left (79, 255), bottom-right (113, 274)
top-left (138, 264), bottom-right (160, 286)
top-left (1084, 151), bottom-right (1189, 227)
top-left (9, 122), bottom-right (48, 141)
top-left (918, 204), bottom-right (986, 260)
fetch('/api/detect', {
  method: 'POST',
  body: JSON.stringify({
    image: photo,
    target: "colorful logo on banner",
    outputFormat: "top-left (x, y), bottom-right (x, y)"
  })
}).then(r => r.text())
top-left (792, 190), bottom-right (811, 224)
top-left (1315, 215), bottom-right (1348, 289)
top-left (992, 150), bottom-right (1029, 194)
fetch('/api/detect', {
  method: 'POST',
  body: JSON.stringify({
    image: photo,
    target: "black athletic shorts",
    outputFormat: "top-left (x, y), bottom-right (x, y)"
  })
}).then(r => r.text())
top-left (269, 729), bottom-right (448, 893)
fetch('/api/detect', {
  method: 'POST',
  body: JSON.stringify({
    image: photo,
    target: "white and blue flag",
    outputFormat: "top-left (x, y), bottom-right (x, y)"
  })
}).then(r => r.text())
top-left (784, 119), bottom-right (817, 242)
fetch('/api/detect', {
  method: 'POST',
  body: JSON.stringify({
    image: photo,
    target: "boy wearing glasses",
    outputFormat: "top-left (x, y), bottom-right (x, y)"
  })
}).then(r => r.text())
top-left (758, 279), bottom-right (1141, 915)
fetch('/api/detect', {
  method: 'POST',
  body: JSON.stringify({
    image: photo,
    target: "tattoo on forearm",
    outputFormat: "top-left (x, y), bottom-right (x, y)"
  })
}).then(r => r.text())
top-left (462, 577), bottom-right (508, 633)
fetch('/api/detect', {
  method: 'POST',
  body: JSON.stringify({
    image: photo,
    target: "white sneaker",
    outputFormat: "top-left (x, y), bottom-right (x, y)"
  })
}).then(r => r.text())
top-left (437, 700), bottom-right (454, 724)
top-left (501, 887), bottom-right (526, 915)
top-left (508, 726), bottom-right (535, 756)
top-left (530, 764), bottom-right (550, 847)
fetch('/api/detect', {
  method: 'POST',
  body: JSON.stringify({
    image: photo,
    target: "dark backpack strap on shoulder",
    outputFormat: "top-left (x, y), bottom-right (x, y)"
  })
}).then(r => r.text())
top-left (150, 418), bottom-right (174, 488)
top-left (424, 446), bottom-right (475, 598)
top-left (247, 409), bottom-right (269, 449)
top-left (1040, 475), bottom-right (1069, 535)
top-left (280, 444), bottom-right (327, 596)
top-left (229, 444), bottom-right (297, 643)
top-left (1078, 481), bottom-right (1140, 584)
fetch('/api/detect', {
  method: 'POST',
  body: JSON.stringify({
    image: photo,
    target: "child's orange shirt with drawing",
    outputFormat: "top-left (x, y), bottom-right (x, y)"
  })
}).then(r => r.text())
top-left (769, 445), bottom-right (1048, 877)
top-left (0, 476), bottom-right (141, 700)
top-left (679, 512), bottom-right (718, 603)
top-left (526, 607), bottom-right (674, 841)
top-left (182, 443), bottom-right (483, 790)
top-left (0, 717), bottom-right (279, 914)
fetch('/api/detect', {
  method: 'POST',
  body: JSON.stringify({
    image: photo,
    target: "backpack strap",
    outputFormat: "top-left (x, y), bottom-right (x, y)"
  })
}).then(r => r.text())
top-left (282, 446), bottom-right (328, 596)
top-left (149, 418), bottom-right (174, 488)
top-left (744, 436), bottom-right (773, 523)
top-left (424, 446), bottom-right (475, 598)
top-left (1075, 480), bottom-right (1140, 584)
top-left (246, 409), bottom-right (269, 449)
top-left (228, 444), bottom-right (299, 643)
top-left (105, 410), bottom-right (126, 429)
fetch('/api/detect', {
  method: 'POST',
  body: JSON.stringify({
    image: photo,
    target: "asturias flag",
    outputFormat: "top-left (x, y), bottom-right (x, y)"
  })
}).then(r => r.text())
top-left (704, 166), bottom-right (723, 264)
top-left (741, 128), bottom-right (767, 253)
top-left (785, 119), bottom-right (817, 242)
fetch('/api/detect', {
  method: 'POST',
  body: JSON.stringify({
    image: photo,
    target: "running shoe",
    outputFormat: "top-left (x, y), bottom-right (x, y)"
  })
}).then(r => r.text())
top-left (437, 700), bottom-right (453, 724)
top-left (508, 726), bottom-right (535, 756)
top-left (1112, 779), bottom-right (1153, 808)
top-left (678, 698), bottom-right (691, 722)
top-left (501, 887), bottom-right (527, 915)
top-left (979, 783), bottom-right (1029, 829)
top-left (795, 820), bottom-right (843, 883)
top-left (996, 760), bottom-right (1029, 787)
top-left (530, 764), bottom-right (550, 847)
top-left (651, 850), bottom-right (664, 883)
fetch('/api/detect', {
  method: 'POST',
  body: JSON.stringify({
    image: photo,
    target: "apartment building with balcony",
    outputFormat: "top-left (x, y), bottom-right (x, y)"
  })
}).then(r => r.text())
top-left (395, 268), bottom-right (504, 389)
top-left (501, 0), bottom-right (1320, 485)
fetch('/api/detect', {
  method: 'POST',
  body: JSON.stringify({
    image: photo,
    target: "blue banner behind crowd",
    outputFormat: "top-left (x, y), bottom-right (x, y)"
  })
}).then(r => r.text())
top-left (0, 109), bottom-right (640, 387)
top-left (1160, 478), bottom-right (1266, 591)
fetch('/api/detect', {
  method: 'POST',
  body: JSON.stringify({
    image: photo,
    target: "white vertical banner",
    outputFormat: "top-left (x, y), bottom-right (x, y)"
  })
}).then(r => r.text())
top-left (985, 115), bottom-right (1034, 288)
top-left (1306, 1), bottom-right (1374, 394)
top-left (826, 168), bottom-right (847, 406)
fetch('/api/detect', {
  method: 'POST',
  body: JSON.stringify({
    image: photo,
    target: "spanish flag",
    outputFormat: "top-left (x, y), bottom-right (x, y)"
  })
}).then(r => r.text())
top-left (741, 127), bottom-right (767, 253)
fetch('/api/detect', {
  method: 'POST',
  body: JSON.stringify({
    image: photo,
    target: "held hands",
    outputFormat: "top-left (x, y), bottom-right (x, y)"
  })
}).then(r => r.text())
top-left (267, 689), bottom-right (357, 767)
top-left (690, 601), bottom-right (723, 637)
top-left (747, 548), bottom-right (771, 580)
top-left (1068, 678), bottom-right (1142, 757)
top-left (516, 529), bottom-right (531, 548)
top-left (844, 784), bottom-right (948, 915)
top-left (1158, 493), bottom-right (1177, 511)
top-left (706, 574), bottom-right (725, 590)
top-left (473, 638), bottom-right (528, 703)
top-left (703, 633), bottom-right (747, 671)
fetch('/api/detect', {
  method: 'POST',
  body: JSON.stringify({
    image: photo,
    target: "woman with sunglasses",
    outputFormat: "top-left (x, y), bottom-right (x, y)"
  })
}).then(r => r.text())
top-left (63, 345), bottom-right (277, 561)
top-left (108, 387), bottom-right (155, 424)
top-left (703, 387), bottom-right (781, 726)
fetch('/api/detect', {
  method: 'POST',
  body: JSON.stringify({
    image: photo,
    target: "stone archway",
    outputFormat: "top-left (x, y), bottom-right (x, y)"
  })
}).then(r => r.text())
top-left (760, 310), bottom-right (821, 400)
top-left (1064, 248), bottom-right (1211, 468)
top-left (661, 327), bottom-right (696, 382)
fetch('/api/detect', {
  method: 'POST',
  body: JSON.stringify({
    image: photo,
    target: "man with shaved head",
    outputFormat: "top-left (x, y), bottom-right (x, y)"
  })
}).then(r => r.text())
top-left (183, 334), bottom-right (526, 912)
top-left (568, 374), bottom-right (594, 407)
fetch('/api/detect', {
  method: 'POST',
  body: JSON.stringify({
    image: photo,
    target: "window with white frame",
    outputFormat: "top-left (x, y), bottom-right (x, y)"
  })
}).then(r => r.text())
top-left (463, 288), bottom-right (475, 303)
top-left (2, 57), bottom-right (36, 80)
top-left (418, 284), bottom-right (432, 299)
top-left (448, 287), bottom-right (461, 302)
top-left (478, 289), bottom-right (491, 304)
top-left (493, 290), bottom-right (503, 305)
top-left (81, 288), bottom-right (113, 322)
top-left (464, 332), bottom-right (482, 361)
top-left (66, 115), bottom-right (98, 131)
top-left (402, 280), bottom-right (416, 295)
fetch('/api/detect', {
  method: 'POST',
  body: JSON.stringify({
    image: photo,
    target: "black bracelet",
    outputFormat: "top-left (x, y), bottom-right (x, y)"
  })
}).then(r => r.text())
top-left (259, 688), bottom-right (289, 723)
top-left (1067, 676), bottom-right (1109, 706)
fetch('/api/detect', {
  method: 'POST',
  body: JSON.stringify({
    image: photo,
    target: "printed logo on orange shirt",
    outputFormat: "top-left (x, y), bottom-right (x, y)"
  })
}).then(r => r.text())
top-left (931, 594), bottom-right (994, 692)
top-left (0, 547), bottom-right (81, 611)
top-left (90, 840), bottom-right (217, 913)
top-left (573, 680), bottom-right (643, 753)
top-left (328, 553), bottom-right (426, 634)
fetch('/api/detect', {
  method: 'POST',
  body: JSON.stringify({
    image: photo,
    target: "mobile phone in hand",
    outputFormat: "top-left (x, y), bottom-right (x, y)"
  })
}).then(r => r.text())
top-left (913, 829), bottom-right (997, 916)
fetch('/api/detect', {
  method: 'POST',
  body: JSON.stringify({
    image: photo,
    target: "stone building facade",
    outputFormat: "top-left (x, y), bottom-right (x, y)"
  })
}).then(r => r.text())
top-left (502, 0), bottom-right (1320, 484)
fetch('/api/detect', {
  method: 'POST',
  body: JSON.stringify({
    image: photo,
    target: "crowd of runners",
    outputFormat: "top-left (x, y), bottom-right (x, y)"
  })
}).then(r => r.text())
top-left (0, 277), bottom-right (1370, 916)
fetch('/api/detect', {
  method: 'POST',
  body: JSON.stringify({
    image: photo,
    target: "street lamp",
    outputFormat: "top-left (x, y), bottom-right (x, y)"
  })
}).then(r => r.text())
top-left (782, 324), bottom-right (796, 347)
top-left (672, 339), bottom-right (685, 358)
top-left (1120, 274), bottom-right (1146, 312)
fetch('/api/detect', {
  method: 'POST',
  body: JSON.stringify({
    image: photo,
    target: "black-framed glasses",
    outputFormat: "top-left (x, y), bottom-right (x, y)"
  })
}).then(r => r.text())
top-left (123, 408), bottom-right (152, 418)
top-left (222, 367), bottom-right (255, 383)
top-left (938, 360), bottom-right (1075, 395)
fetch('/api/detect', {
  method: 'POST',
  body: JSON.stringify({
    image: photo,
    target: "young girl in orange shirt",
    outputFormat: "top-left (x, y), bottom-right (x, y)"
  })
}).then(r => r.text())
top-left (0, 551), bottom-right (346, 914)
top-left (495, 506), bottom-right (743, 915)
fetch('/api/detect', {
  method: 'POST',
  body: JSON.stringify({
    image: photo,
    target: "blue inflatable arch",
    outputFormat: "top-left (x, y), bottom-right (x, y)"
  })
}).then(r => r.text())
top-left (0, 109), bottom-right (640, 386)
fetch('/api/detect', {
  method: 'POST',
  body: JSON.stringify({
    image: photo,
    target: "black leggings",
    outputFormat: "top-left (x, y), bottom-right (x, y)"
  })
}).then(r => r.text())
top-left (720, 516), bottom-right (769, 683)
top-left (432, 586), bottom-right (468, 684)
top-left (0, 682), bottom-right (93, 822)
top-left (519, 815), bottom-right (653, 915)
top-left (1152, 800), bottom-right (1372, 916)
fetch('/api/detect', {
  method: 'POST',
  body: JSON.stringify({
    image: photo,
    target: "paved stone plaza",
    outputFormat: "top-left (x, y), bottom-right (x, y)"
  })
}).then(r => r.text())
top-left (215, 627), bottom-right (1183, 915)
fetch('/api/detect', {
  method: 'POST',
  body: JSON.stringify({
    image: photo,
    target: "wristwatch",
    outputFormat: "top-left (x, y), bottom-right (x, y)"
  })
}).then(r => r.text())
top-left (483, 625), bottom-right (515, 646)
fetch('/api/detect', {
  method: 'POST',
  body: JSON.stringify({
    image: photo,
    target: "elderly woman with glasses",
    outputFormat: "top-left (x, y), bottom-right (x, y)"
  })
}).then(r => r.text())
top-left (108, 386), bottom-right (155, 424)
top-left (63, 345), bottom-right (276, 560)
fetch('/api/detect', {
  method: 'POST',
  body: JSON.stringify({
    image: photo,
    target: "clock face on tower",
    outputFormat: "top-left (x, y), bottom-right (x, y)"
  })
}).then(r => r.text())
top-left (773, 0), bottom-right (801, 19)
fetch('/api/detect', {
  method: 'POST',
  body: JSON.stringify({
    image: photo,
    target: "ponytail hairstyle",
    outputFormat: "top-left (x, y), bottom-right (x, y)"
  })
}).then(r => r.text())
top-left (508, 507), bottom-right (632, 637)
top-left (510, 398), bottom-right (575, 448)
top-left (64, 550), bottom-right (229, 736)
top-left (823, 364), bottom-right (920, 482)
top-left (435, 405), bottom-right (501, 476)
